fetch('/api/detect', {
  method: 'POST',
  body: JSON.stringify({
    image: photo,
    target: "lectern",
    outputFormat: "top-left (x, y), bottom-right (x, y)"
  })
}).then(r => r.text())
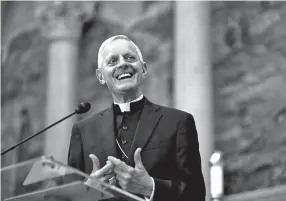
top-left (1, 156), bottom-right (145, 201)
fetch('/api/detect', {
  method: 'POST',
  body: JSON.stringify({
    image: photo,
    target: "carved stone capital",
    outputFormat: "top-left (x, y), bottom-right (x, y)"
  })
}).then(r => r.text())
top-left (35, 1), bottom-right (95, 40)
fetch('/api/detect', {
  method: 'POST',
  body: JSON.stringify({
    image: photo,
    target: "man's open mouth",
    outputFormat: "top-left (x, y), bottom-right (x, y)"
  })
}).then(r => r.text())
top-left (116, 73), bottom-right (133, 80)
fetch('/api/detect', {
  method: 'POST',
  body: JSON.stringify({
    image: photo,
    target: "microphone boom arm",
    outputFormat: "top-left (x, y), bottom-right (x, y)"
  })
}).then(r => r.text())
top-left (1, 112), bottom-right (76, 156)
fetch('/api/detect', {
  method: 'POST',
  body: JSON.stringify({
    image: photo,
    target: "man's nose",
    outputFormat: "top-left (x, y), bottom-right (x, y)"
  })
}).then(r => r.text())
top-left (117, 57), bottom-right (128, 68)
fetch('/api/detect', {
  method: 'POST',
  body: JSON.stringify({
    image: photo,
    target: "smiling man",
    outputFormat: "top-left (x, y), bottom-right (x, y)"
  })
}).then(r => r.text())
top-left (96, 36), bottom-right (147, 103)
top-left (67, 35), bottom-right (206, 201)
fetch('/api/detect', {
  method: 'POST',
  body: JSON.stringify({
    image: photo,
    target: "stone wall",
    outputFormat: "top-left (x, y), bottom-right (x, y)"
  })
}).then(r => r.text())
top-left (212, 2), bottom-right (286, 194)
top-left (2, 1), bottom-right (286, 196)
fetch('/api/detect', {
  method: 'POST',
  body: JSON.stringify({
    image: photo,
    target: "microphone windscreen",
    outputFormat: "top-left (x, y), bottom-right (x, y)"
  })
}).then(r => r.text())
top-left (75, 102), bottom-right (91, 114)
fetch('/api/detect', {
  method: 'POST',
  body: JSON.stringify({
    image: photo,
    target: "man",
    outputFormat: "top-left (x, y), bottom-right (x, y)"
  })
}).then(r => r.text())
top-left (68, 35), bottom-right (206, 201)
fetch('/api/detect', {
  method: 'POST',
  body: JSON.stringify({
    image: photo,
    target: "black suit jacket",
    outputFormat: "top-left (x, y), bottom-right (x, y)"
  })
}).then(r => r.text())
top-left (68, 98), bottom-right (206, 201)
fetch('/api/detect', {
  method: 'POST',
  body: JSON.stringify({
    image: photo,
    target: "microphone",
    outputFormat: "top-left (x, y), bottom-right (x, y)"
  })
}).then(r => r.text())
top-left (1, 102), bottom-right (91, 156)
top-left (75, 102), bottom-right (91, 114)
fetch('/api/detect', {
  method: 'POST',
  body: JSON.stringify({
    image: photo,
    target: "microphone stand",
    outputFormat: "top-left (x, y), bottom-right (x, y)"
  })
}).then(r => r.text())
top-left (1, 112), bottom-right (76, 156)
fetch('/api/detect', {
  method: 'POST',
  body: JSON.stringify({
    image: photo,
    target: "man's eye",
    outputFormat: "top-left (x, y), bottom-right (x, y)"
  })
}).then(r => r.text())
top-left (126, 55), bottom-right (136, 61)
top-left (108, 58), bottom-right (118, 65)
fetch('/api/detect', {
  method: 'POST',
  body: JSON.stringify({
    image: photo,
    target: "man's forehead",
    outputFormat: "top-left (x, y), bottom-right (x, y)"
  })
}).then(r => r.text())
top-left (101, 39), bottom-right (138, 58)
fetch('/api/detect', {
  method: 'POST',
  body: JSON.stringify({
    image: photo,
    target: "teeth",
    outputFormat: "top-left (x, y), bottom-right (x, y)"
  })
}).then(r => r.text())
top-left (118, 73), bottom-right (132, 80)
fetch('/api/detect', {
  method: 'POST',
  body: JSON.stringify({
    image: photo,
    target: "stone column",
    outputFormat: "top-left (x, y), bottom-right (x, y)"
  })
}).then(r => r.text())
top-left (174, 1), bottom-right (213, 200)
top-left (36, 1), bottom-right (94, 163)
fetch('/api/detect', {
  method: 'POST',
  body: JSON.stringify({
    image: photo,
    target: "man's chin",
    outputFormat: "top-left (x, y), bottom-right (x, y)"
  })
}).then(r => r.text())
top-left (115, 83), bottom-right (138, 93)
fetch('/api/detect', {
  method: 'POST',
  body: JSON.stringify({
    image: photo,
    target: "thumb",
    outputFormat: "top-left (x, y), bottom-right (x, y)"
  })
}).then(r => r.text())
top-left (89, 154), bottom-right (100, 173)
top-left (134, 148), bottom-right (144, 170)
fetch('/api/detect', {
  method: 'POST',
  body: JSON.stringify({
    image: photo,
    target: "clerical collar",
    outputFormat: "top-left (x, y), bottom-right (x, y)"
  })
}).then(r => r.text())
top-left (114, 94), bottom-right (144, 112)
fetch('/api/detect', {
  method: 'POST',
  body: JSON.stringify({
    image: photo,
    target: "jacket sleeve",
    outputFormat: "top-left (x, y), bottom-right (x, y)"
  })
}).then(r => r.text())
top-left (153, 114), bottom-right (206, 201)
top-left (64, 123), bottom-right (86, 183)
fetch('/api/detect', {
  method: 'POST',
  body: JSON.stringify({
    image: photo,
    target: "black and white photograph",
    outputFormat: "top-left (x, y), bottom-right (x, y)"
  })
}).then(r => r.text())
top-left (1, 1), bottom-right (286, 201)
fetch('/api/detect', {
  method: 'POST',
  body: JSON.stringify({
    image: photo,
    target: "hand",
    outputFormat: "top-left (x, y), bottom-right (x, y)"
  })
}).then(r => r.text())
top-left (107, 148), bottom-right (153, 197)
top-left (85, 154), bottom-right (115, 187)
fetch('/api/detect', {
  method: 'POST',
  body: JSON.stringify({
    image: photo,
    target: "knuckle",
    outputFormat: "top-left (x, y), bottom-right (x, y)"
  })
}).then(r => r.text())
top-left (114, 168), bottom-right (121, 173)
top-left (123, 177), bottom-right (128, 183)
top-left (93, 172), bottom-right (100, 178)
top-left (125, 180), bottom-right (130, 187)
top-left (119, 181), bottom-right (125, 189)
top-left (124, 174), bottom-right (131, 180)
top-left (99, 177), bottom-right (105, 182)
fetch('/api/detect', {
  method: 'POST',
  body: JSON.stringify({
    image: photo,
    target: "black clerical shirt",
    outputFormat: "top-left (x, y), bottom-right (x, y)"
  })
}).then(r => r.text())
top-left (113, 97), bottom-right (145, 163)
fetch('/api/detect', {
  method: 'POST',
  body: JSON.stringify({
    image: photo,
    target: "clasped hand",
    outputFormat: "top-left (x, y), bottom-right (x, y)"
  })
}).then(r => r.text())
top-left (85, 148), bottom-right (153, 197)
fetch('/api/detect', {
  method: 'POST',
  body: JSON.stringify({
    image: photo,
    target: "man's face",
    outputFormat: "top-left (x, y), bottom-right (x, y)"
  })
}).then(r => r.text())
top-left (97, 39), bottom-right (147, 94)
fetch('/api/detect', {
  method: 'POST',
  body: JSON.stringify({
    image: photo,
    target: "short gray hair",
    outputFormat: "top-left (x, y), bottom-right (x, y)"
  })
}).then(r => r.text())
top-left (97, 35), bottom-right (144, 68)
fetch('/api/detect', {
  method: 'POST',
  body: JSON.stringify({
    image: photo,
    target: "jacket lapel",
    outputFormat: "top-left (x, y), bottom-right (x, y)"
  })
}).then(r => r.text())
top-left (127, 99), bottom-right (162, 166)
top-left (98, 107), bottom-right (117, 159)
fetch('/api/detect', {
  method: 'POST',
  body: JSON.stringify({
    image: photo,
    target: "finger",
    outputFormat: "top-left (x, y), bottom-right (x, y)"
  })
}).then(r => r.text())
top-left (84, 179), bottom-right (93, 186)
top-left (85, 177), bottom-right (99, 186)
top-left (100, 174), bottom-right (114, 183)
top-left (108, 157), bottom-right (130, 171)
top-left (134, 148), bottom-right (144, 169)
top-left (114, 171), bottom-right (130, 181)
top-left (89, 154), bottom-right (100, 173)
top-left (85, 172), bottom-right (114, 187)
top-left (108, 156), bottom-right (133, 174)
top-left (93, 162), bottom-right (115, 178)
top-left (114, 162), bottom-right (132, 173)
top-left (107, 156), bottom-right (122, 166)
top-left (118, 179), bottom-right (127, 190)
top-left (113, 163), bottom-right (132, 174)
top-left (105, 161), bottom-right (114, 174)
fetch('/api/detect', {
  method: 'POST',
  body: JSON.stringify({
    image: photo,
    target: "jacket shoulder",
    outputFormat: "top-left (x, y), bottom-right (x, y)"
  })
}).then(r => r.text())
top-left (155, 103), bottom-right (194, 120)
top-left (75, 108), bottom-right (108, 128)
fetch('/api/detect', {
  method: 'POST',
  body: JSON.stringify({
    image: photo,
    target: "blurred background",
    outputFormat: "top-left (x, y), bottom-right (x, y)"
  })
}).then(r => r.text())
top-left (2, 1), bottom-right (286, 200)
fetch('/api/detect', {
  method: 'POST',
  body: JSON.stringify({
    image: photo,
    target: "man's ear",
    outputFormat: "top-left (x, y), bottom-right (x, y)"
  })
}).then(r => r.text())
top-left (96, 69), bottom-right (106, 85)
top-left (142, 62), bottom-right (148, 77)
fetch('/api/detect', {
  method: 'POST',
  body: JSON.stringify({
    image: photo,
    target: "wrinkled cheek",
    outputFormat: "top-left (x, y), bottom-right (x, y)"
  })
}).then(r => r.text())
top-left (105, 81), bottom-right (117, 92)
